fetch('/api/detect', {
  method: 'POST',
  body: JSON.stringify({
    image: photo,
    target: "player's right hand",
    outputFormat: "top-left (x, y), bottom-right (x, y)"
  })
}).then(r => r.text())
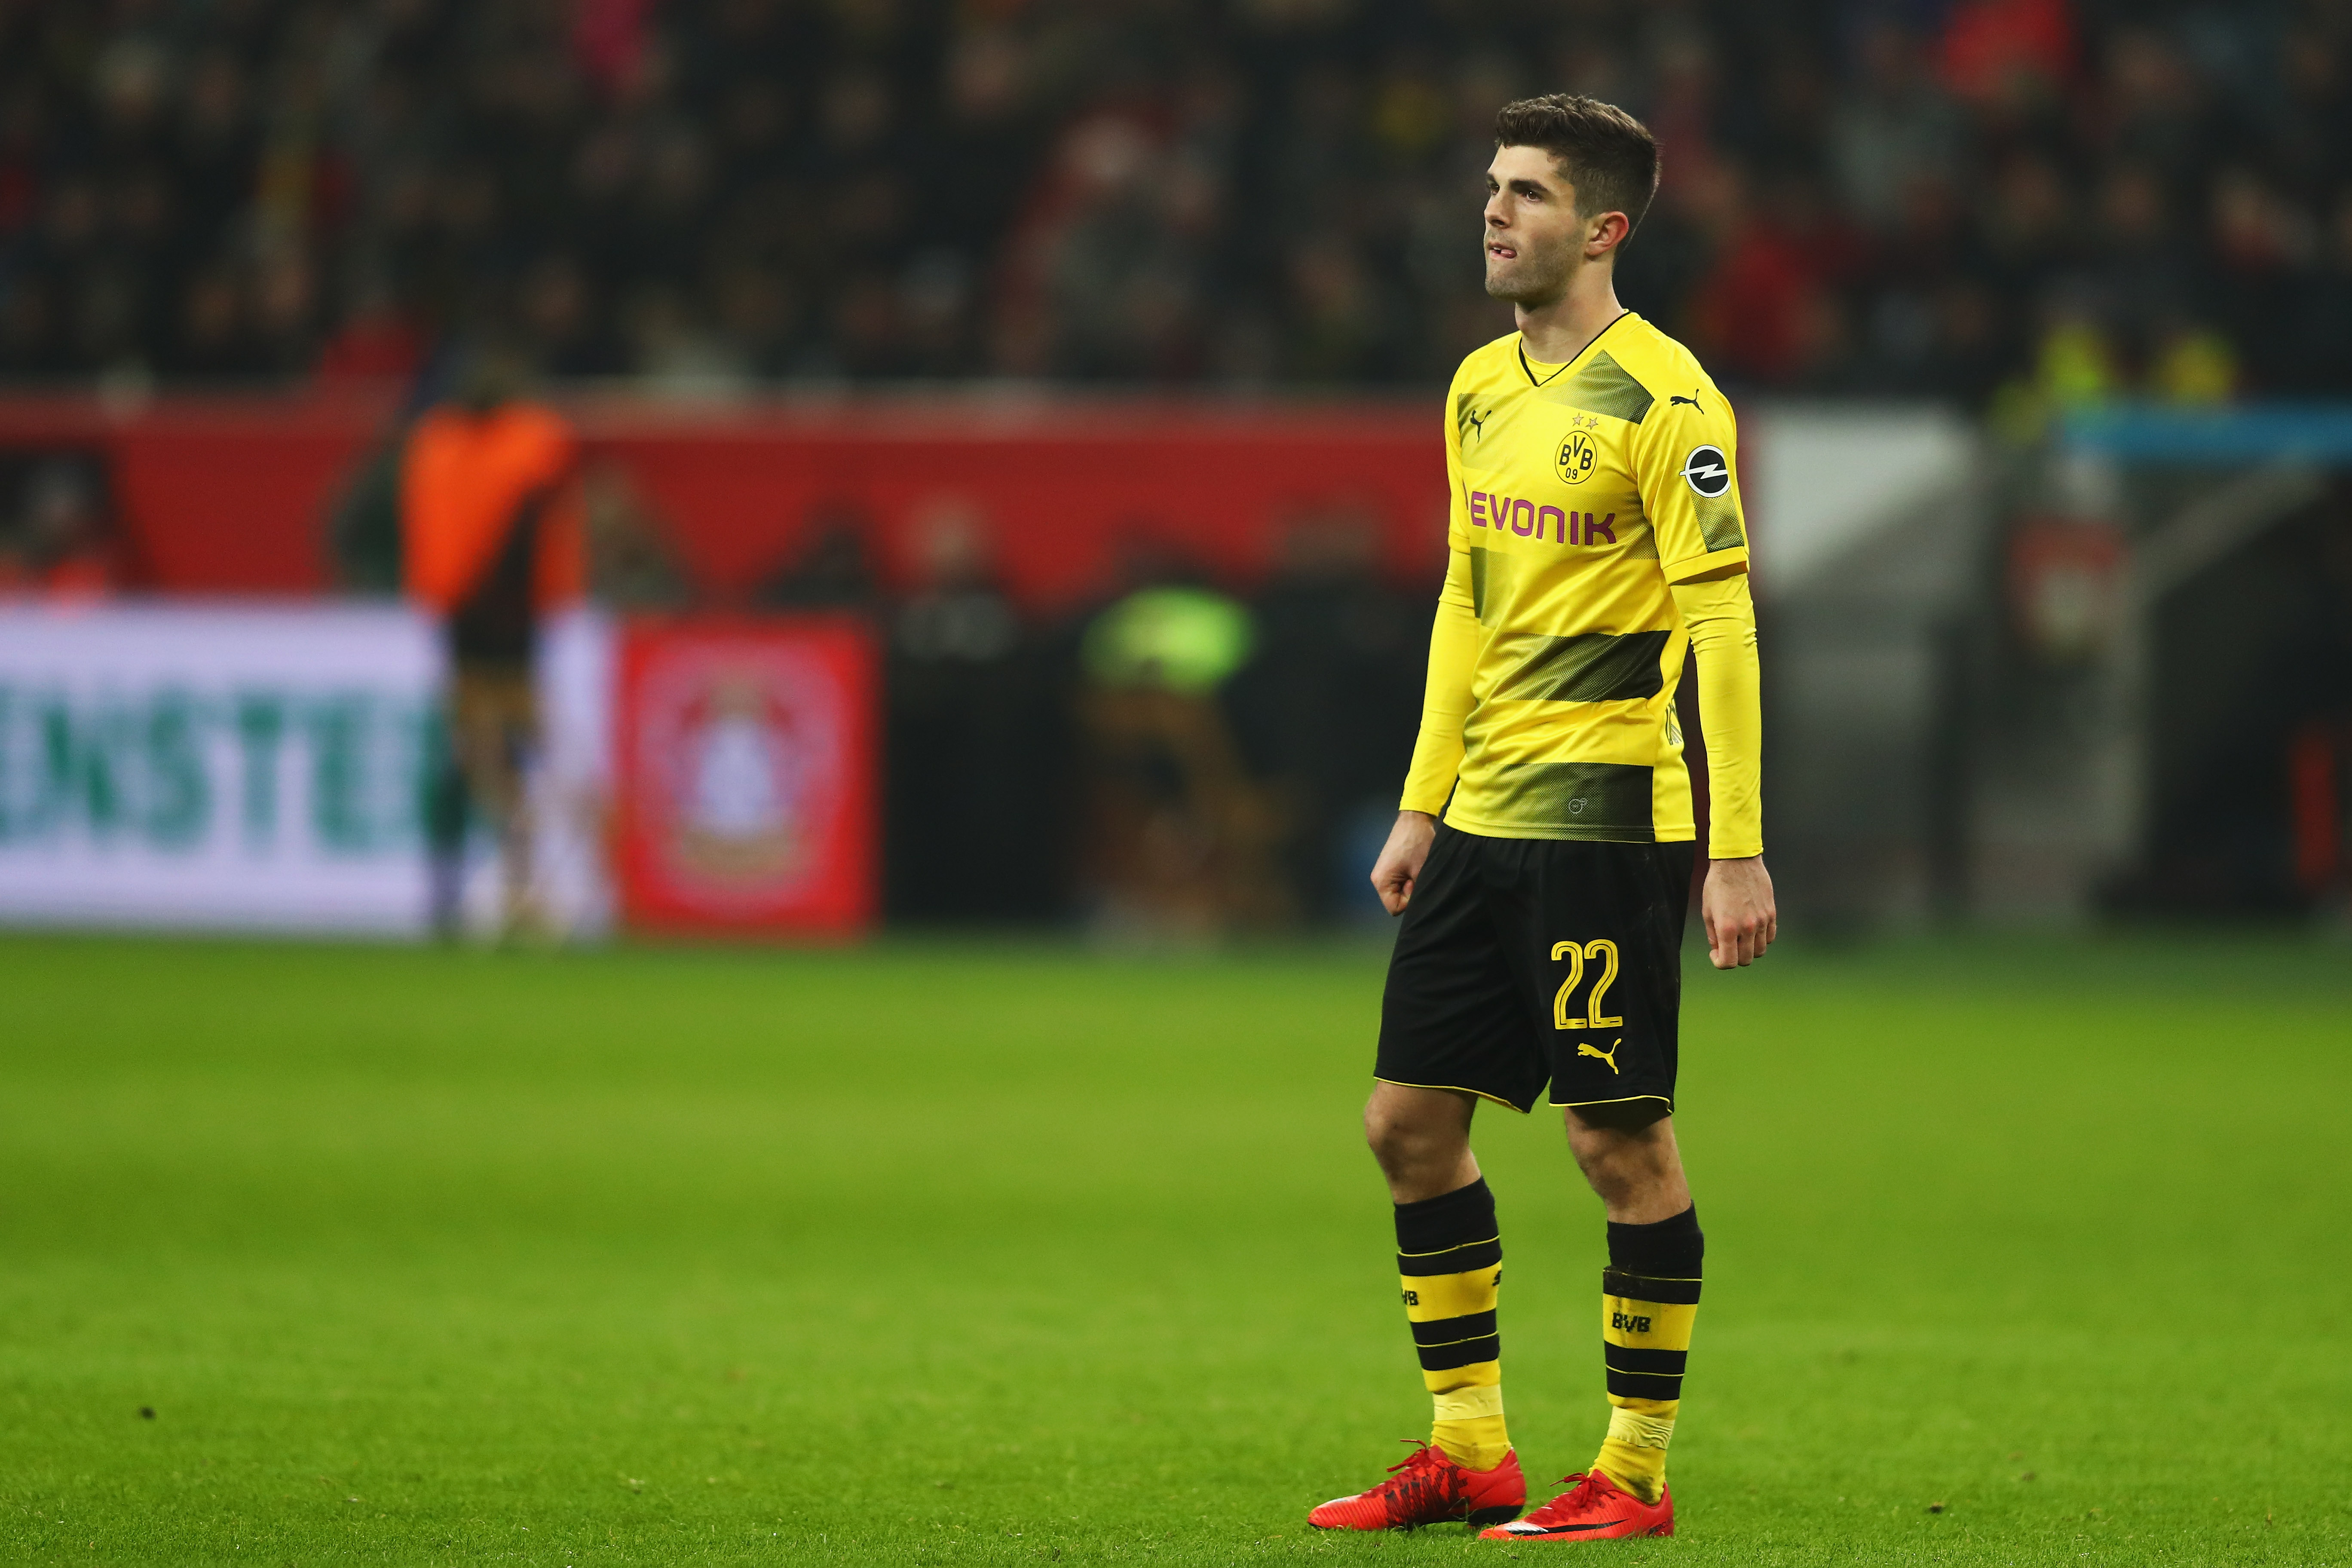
top-left (1701, 855), bottom-right (1776, 968)
top-left (1370, 811), bottom-right (1439, 916)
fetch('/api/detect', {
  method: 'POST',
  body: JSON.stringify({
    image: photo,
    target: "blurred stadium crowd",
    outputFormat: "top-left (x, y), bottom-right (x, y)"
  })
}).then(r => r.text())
top-left (1, 0), bottom-right (2348, 402)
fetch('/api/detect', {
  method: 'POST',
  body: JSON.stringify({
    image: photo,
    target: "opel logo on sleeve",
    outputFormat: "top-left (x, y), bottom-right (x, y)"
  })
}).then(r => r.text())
top-left (1680, 444), bottom-right (1731, 498)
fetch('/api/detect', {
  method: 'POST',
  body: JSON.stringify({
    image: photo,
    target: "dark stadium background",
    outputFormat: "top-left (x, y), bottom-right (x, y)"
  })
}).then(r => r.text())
top-left (3, 0), bottom-right (2349, 930)
top-left (3, 0), bottom-right (2348, 396)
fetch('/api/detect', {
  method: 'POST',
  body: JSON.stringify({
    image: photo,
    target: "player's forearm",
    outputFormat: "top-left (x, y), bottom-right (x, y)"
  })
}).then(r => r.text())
top-left (1399, 569), bottom-right (1480, 815)
top-left (1669, 573), bottom-right (1763, 859)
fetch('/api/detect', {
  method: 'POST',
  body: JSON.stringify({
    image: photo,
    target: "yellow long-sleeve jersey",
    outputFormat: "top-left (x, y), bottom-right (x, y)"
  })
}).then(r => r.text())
top-left (1400, 313), bottom-right (1763, 859)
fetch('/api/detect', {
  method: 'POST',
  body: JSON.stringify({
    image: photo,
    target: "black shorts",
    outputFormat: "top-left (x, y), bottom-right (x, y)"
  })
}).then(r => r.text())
top-left (1376, 825), bottom-right (1695, 1117)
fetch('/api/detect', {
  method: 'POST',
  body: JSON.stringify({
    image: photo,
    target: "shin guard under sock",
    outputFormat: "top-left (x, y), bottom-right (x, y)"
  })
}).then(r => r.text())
top-left (1395, 1177), bottom-right (1510, 1470)
top-left (1592, 1205), bottom-right (1703, 1504)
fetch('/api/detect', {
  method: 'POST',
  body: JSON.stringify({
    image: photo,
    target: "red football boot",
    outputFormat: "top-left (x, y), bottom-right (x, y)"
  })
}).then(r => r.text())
top-left (1478, 1470), bottom-right (1672, 1540)
top-left (1308, 1441), bottom-right (1526, 1531)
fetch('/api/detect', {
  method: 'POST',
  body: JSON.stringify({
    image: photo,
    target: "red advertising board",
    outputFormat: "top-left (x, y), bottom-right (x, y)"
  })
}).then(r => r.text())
top-left (614, 616), bottom-right (878, 936)
top-left (0, 391), bottom-right (1446, 606)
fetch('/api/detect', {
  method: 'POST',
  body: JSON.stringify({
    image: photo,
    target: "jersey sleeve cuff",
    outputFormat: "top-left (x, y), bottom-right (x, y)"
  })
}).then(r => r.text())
top-left (1706, 838), bottom-right (1764, 860)
top-left (1662, 546), bottom-right (1749, 585)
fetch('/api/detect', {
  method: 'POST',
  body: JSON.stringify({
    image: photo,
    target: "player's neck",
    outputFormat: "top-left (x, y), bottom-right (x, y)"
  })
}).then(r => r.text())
top-left (1514, 266), bottom-right (1625, 366)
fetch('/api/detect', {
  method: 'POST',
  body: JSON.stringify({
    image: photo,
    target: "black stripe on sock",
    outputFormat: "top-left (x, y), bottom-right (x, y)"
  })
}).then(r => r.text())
top-left (1603, 1344), bottom-right (1687, 1377)
top-left (1605, 1367), bottom-right (1684, 1400)
top-left (1411, 1310), bottom-right (1498, 1348)
top-left (1417, 1333), bottom-right (1503, 1372)
top-left (1606, 1205), bottom-right (1703, 1278)
top-left (1395, 1177), bottom-right (1497, 1256)
top-left (1401, 1238), bottom-right (1502, 1278)
top-left (1602, 1268), bottom-right (1701, 1305)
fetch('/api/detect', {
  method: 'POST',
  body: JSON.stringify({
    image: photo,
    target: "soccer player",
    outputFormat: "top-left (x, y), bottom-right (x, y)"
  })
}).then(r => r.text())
top-left (1307, 95), bottom-right (1773, 1542)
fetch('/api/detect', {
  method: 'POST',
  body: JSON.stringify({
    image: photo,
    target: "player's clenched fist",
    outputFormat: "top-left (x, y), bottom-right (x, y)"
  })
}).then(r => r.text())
top-left (1701, 855), bottom-right (1776, 968)
top-left (1370, 810), bottom-right (1438, 916)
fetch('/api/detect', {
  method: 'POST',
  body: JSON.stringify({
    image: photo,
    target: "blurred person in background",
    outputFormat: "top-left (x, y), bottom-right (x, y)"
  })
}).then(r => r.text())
top-left (759, 499), bottom-right (885, 619)
top-left (885, 501), bottom-right (1069, 923)
top-left (578, 458), bottom-right (694, 611)
top-left (1226, 505), bottom-right (1425, 923)
top-left (329, 347), bottom-right (462, 595)
top-left (401, 338), bottom-right (584, 938)
top-left (1076, 567), bottom-right (1283, 940)
top-left (0, 452), bottom-right (121, 598)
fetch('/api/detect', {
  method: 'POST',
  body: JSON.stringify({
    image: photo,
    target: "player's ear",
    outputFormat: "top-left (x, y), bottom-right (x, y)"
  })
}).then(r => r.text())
top-left (1586, 210), bottom-right (1631, 257)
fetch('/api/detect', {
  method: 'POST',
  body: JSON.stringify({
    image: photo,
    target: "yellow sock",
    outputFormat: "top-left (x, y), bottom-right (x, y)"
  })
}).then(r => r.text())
top-left (1591, 1208), bottom-right (1703, 1504)
top-left (1430, 1377), bottom-right (1509, 1470)
top-left (1395, 1177), bottom-right (1511, 1470)
top-left (1594, 1395), bottom-right (1678, 1501)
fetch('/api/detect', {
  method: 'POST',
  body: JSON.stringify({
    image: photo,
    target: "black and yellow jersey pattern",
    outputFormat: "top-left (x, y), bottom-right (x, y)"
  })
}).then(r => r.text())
top-left (1400, 312), bottom-right (1762, 856)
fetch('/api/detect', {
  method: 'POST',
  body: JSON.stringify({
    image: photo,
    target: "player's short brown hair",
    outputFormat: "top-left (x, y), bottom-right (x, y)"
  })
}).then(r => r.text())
top-left (1493, 94), bottom-right (1660, 236)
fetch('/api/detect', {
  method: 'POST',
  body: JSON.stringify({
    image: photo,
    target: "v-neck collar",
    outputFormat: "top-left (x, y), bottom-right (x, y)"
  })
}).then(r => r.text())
top-left (1516, 309), bottom-right (1635, 389)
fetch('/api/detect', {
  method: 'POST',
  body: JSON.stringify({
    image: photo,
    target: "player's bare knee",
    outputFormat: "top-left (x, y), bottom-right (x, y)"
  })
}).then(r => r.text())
top-left (1363, 1099), bottom-right (1468, 1192)
top-left (1566, 1118), bottom-right (1675, 1202)
top-left (1362, 1104), bottom-right (1427, 1174)
top-left (1575, 1149), bottom-right (1648, 1207)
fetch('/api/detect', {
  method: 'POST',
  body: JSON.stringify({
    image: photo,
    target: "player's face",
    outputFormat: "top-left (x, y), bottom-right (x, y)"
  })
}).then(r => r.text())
top-left (1483, 145), bottom-right (1586, 306)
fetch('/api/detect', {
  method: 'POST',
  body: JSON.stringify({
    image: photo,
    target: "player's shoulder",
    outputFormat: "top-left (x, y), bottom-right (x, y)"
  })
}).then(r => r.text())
top-left (1604, 314), bottom-right (1727, 415)
top-left (1449, 331), bottom-right (1526, 393)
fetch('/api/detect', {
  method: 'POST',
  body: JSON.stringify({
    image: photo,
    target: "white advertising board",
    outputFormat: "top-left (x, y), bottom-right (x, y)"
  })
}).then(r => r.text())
top-left (0, 602), bottom-right (610, 937)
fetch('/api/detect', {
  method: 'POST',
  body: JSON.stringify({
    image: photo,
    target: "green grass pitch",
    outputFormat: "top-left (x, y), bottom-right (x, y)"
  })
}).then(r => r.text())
top-left (0, 931), bottom-right (2345, 1565)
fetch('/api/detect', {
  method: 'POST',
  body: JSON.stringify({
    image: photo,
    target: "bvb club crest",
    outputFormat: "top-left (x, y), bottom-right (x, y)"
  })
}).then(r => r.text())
top-left (1556, 430), bottom-right (1597, 485)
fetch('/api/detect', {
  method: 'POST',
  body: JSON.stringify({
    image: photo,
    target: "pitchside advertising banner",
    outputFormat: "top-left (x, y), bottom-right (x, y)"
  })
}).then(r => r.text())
top-left (0, 603), bottom-right (876, 937)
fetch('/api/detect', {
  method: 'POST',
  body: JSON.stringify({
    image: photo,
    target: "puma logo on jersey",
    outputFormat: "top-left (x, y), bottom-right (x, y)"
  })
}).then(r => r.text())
top-left (1669, 393), bottom-right (1702, 409)
top-left (1578, 1039), bottom-right (1621, 1073)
